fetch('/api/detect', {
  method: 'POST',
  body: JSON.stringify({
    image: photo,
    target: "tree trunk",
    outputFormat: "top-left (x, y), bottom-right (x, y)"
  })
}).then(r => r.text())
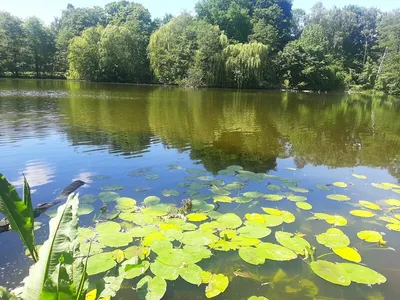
top-left (375, 47), bottom-right (388, 84)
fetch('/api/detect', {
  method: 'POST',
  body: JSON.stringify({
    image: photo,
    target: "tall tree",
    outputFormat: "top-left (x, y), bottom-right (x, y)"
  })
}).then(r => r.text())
top-left (0, 12), bottom-right (26, 77)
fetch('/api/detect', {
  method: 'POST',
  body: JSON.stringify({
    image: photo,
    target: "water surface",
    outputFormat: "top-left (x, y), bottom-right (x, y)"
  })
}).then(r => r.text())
top-left (0, 79), bottom-right (400, 299)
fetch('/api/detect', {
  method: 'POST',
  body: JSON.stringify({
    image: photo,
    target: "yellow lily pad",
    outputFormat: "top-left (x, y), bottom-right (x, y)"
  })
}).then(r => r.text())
top-left (359, 200), bottom-right (381, 211)
top-left (333, 182), bottom-right (348, 188)
top-left (187, 213), bottom-right (209, 222)
top-left (357, 230), bottom-right (383, 243)
top-left (349, 210), bottom-right (375, 218)
top-left (333, 247), bottom-right (361, 263)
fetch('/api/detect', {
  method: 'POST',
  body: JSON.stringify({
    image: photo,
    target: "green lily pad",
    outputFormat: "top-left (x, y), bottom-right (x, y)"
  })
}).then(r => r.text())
top-left (120, 213), bottom-right (154, 225)
top-left (359, 200), bottom-right (381, 211)
top-left (386, 223), bottom-right (400, 231)
top-left (98, 232), bottom-right (132, 248)
top-left (181, 231), bottom-right (219, 246)
top-left (338, 263), bottom-right (386, 285)
top-left (205, 274), bottom-right (229, 298)
top-left (352, 174), bottom-right (367, 180)
top-left (263, 194), bottom-right (283, 201)
top-left (101, 184), bottom-right (123, 191)
top-left (237, 225), bottom-right (271, 239)
top-left (316, 228), bottom-right (350, 248)
top-left (234, 196), bottom-right (253, 203)
top-left (150, 260), bottom-right (180, 280)
top-left (379, 216), bottom-right (400, 224)
top-left (129, 168), bottom-right (152, 177)
top-left (217, 213), bottom-right (243, 229)
top-left (357, 230), bottom-right (383, 243)
top-left (275, 231), bottom-right (310, 255)
top-left (225, 182), bottom-right (245, 191)
top-left (262, 207), bottom-right (295, 223)
top-left (267, 184), bottom-right (281, 191)
top-left (191, 194), bottom-right (212, 201)
top-left (191, 200), bottom-right (215, 212)
top-left (136, 276), bottom-right (167, 300)
top-left (243, 191), bottom-right (264, 198)
top-left (213, 195), bottom-right (233, 203)
top-left (99, 191), bottom-right (120, 203)
top-left (288, 187), bottom-right (309, 193)
top-left (312, 213), bottom-right (347, 226)
top-left (167, 164), bottom-right (183, 170)
top-left (218, 169), bottom-right (236, 176)
top-left (350, 210), bottom-right (375, 218)
top-left (187, 213), bottom-right (209, 222)
top-left (145, 173), bottom-right (160, 180)
top-left (287, 195), bottom-right (307, 202)
top-left (211, 186), bottom-right (230, 195)
top-left (81, 194), bottom-right (97, 203)
top-left (386, 199), bottom-right (400, 207)
top-left (78, 204), bottom-right (94, 216)
top-left (142, 204), bottom-right (173, 217)
top-left (87, 252), bottom-right (116, 275)
top-left (326, 194), bottom-right (351, 202)
top-left (263, 215), bottom-right (284, 227)
top-left (179, 264), bottom-right (203, 285)
top-left (143, 196), bottom-right (161, 206)
top-left (162, 189), bottom-right (179, 197)
top-left (333, 182), bottom-right (347, 188)
top-left (310, 260), bottom-right (351, 286)
top-left (371, 183), bottom-right (392, 190)
top-left (227, 165), bottom-right (243, 172)
top-left (258, 242), bottom-right (297, 261)
top-left (316, 184), bottom-right (331, 191)
top-left (332, 247), bottom-right (361, 263)
top-left (296, 202), bottom-right (312, 210)
top-left (115, 197), bottom-right (137, 211)
top-left (96, 221), bottom-right (121, 234)
top-left (88, 175), bottom-right (110, 181)
top-left (239, 247), bottom-right (266, 265)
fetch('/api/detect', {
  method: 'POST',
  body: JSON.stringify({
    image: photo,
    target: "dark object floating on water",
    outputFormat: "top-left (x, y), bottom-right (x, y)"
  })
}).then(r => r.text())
top-left (0, 180), bottom-right (85, 233)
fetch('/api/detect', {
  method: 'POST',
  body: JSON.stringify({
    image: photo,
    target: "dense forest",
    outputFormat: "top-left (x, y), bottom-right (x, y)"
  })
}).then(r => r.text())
top-left (0, 0), bottom-right (399, 94)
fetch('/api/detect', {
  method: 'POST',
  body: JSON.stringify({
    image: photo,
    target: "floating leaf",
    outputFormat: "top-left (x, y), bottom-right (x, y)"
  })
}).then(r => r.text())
top-left (150, 260), bottom-right (179, 280)
top-left (112, 249), bottom-right (125, 263)
top-left (218, 169), bottom-right (236, 176)
top-left (267, 184), bottom-right (281, 192)
top-left (123, 259), bottom-right (150, 279)
top-left (275, 231), bottom-right (310, 255)
top-left (333, 182), bottom-right (347, 188)
top-left (234, 196), bottom-right (253, 203)
top-left (167, 164), bottom-right (182, 170)
top-left (87, 252), bottom-right (116, 276)
top-left (338, 263), bottom-right (386, 285)
top-left (191, 200), bottom-right (215, 213)
top-left (359, 201), bottom-right (381, 211)
top-left (350, 210), bottom-right (375, 218)
top-left (213, 195), bottom-right (233, 203)
top-left (225, 182), bottom-right (245, 191)
top-left (101, 184), bottom-right (123, 191)
top-left (143, 196), bottom-right (161, 206)
top-left (231, 236), bottom-right (260, 247)
top-left (287, 195), bottom-right (307, 202)
top-left (136, 276), bottom-right (167, 300)
top-left (333, 247), bottom-right (361, 263)
top-left (316, 228), bottom-right (350, 248)
top-left (227, 165), bottom-right (243, 172)
top-left (99, 192), bottom-right (120, 203)
top-left (124, 246), bottom-right (150, 260)
top-left (98, 232), bottom-right (132, 248)
top-left (120, 213), bottom-right (154, 226)
top-left (248, 297), bottom-right (268, 300)
top-left (310, 260), bottom-right (351, 286)
top-left (77, 204), bottom-right (94, 216)
top-left (115, 197), bottom-right (136, 211)
top-left (162, 189), bottom-right (179, 197)
top-left (288, 187), bottom-right (309, 193)
top-left (316, 184), bottom-right (331, 191)
top-left (191, 194), bottom-right (212, 201)
top-left (326, 194), bottom-right (350, 202)
top-left (357, 231), bottom-right (383, 243)
top-left (262, 207), bottom-right (295, 223)
top-left (145, 173), bottom-right (160, 180)
top-left (263, 194), bottom-right (283, 201)
top-left (81, 194), bottom-right (97, 203)
top-left (78, 227), bottom-right (97, 243)
top-left (181, 231), bottom-right (219, 246)
top-left (382, 182), bottom-right (400, 189)
top-left (352, 174), bottom-right (367, 180)
top-left (205, 274), bottom-right (229, 298)
top-left (379, 216), bottom-right (400, 224)
top-left (243, 191), bottom-right (264, 198)
top-left (386, 223), bottom-right (400, 231)
top-left (386, 199), bottom-right (400, 207)
top-left (187, 168), bottom-right (206, 175)
top-left (296, 202), bottom-right (312, 210)
top-left (187, 213), bottom-right (208, 222)
top-left (239, 247), bottom-right (266, 265)
top-left (217, 213), bottom-right (242, 229)
top-left (142, 231), bottom-right (166, 247)
top-left (179, 264), bottom-right (203, 285)
top-left (219, 229), bottom-right (236, 239)
top-left (88, 175), bottom-right (110, 181)
top-left (211, 186), bottom-right (230, 196)
top-left (371, 183), bottom-right (391, 190)
top-left (142, 204), bottom-right (173, 217)
top-left (312, 213), bottom-right (347, 226)
top-left (258, 242), bottom-right (297, 261)
top-left (237, 225), bottom-right (271, 239)
top-left (129, 168), bottom-right (152, 177)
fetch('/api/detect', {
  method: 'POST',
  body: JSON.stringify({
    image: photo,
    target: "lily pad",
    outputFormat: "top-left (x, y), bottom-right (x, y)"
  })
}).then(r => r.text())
top-left (333, 247), bottom-right (361, 263)
top-left (136, 276), bottom-right (167, 300)
top-left (143, 196), bottom-right (161, 206)
top-left (312, 213), bottom-right (347, 226)
top-left (275, 231), bottom-right (310, 255)
top-left (101, 184), bottom-right (123, 191)
top-left (187, 213), bottom-right (209, 222)
top-left (129, 168), bottom-right (152, 177)
top-left (115, 197), bottom-right (137, 211)
top-left (263, 194), bottom-right (283, 201)
top-left (326, 194), bottom-right (351, 202)
top-left (296, 202), bottom-right (312, 210)
top-left (181, 231), bottom-right (219, 246)
top-left (316, 228), bottom-right (350, 248)
top-left (238, 225), bottom-right (271, 239)
top-left (243, 191), bottom-right (264, 198)
top-left (217, 213), bottom-right (243, 229)
top-left (218, 169), bottom-right (236, 176)
top-left (371, 183), bottom-right (392, 190)
top-left (205, 274), bottom-right (229, 298)
top-left (352, 174), bottom-right (367, 179)
top-left (81, 194), bottom-right (97, 203)
top-left (187, 168), bottom-right (206, 175)
top-left (386, 223), bottom-right (400, 231)
top-left (120, 213), bottom-right (154, 225)
top-left (227, 165), bottom-right (243, 172)
top-left (239, 247), bottom-right (266, 265)
top-left (145, 173), bottom-right (160, 180)
top-left (99, 191), bottom-right (120, 203)
top-left (386, 199), bottom-right (400, 207)
top-left (333, 182), bottom-right (348, 188)
top-left (98, 232), bottom-right (132, 248)
top-left (88, 175), bottom-right (110, 181)
top-left (310, 260), bottom-right (351, 286)
top-left (162, 189), bottom-right (179, 197)
top-left (359, 200), bottom-right (381, 211)
top-left (167, 164), bottom-right (183, 170)
top-left (350, 210), bottom-right (375, 218)
top-left (211, 186), bottom-right (230, 196)
top-left (122, 259), bottom-right (150, 279)
top-left (357, 230), bottom-right (383, 243)
top-left (78, 204), bottom-right (94, 216)
top-left (338, 263), bottom-right (386, 285)
top-left (179, 264), bottom-right (203, 285)
top-left (287, 195), bottom-right (307, 202)
top-left (150, 260), bottom-right (179, 280)
top-left (248, 297), bottom-right (268, 300)
top-left (87, 252), bottom-right (116, 275)
top-left (225, 182), bottom-right (245, 191)
top-left (258, 242), bottom-right (297, 261)
top-left (288, 187), bottom-right (309, 193)
top-left (142, 204), bottom-right (173, 217)
top-left (262, 207), bottom-right (295, 223)
top-left (316, 184), bottom-right (331, 191)
top-left (234, 196), bottom-right (253, 203)
top-left (213, 195), bottom-right (233, 203)
top-left (267, 184), bottom-right (281, 192)
top-left (191, 200), bottom-right (215, 213)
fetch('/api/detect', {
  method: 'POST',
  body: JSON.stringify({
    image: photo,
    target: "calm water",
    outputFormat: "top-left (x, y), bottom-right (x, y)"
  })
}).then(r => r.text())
top-left (1, 79), bottom-right (400, 299)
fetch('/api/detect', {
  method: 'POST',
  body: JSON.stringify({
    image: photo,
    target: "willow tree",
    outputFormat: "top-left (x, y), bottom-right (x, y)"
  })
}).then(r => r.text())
top-left (224, 42), bottom-right (269, 88)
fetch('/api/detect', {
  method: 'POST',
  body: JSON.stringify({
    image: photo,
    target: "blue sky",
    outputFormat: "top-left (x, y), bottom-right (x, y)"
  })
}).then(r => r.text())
top-left (1, 0), bottom-right (399, 23)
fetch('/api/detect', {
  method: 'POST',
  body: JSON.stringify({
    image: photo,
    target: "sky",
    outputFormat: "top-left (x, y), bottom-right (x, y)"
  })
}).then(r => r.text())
top-left (1, 0), bottom-right (399, 24)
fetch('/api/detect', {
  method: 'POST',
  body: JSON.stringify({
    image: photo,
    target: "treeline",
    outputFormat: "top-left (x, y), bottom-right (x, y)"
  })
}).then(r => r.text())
top-left (0, 1), bottom-right (400, 94)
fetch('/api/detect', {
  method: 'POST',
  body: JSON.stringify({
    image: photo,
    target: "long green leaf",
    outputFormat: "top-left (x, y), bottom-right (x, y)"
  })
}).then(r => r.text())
top-left (0, 173), bottom-right (38, 261)
top-left (74, 241), bottom-right (92, 300)
top-left (22, 194), bottom-right (79, 300)
top-left (0, 286), bottom-right (17, 300)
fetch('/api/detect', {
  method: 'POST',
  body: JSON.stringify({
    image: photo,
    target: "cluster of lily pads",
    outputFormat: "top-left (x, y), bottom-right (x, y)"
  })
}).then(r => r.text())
top-left (60, 166), bottom-right (400, 299)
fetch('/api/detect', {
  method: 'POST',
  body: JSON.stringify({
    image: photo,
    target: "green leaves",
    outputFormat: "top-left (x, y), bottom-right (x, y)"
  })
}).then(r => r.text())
top-left (310, 261), bottom-right (351, 286)
top-left (205, 274), bottom-right (229, 298)
top-left (239, 247), bottom-right (266, 265)
top-left (0, 174), bottom-right (38, 261)
top-left (136, 276), bottom-right (167, 300)
top-left (316, 228), bottom-right (350, 249)
top-left (87, 252), bottom-right (117, 276)
top-left (338, 263), bottom-right (386, 285)
top-left (275, 231), bottom-right (310, 255)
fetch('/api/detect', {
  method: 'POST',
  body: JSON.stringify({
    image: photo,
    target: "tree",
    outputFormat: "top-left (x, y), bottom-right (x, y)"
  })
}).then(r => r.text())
top-left (249, 20), bottom-right (278, 50)
top-left (0, 12), bottom-right (26, 77)
top-left (24, 17), bottom-right (56, 77)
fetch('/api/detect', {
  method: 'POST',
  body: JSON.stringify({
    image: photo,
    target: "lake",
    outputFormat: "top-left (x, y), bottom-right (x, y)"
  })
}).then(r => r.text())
top-left (0, 78), bottom-right (400, 300)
